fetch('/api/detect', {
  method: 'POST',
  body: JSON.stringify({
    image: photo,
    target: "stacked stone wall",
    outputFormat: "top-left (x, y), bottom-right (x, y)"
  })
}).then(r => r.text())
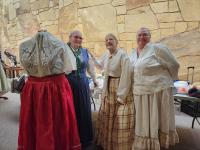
top-left (1, 0), bottom-right (200, 81)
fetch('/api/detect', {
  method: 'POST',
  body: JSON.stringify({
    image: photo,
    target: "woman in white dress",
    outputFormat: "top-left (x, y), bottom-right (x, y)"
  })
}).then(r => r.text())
top-left (130, 27), bottom-right (179, 150)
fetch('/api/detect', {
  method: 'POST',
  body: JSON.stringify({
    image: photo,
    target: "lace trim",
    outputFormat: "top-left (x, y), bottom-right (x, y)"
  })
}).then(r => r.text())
top-left (159, 130), bottom-right (179, 148)
top-left (133, 130), bottom-right (179, 150)
top-left (133, 136), bottom-right (160, 150)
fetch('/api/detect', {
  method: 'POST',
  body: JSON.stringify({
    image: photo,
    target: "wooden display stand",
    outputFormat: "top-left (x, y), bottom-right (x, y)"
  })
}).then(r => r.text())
top-left (0, 65), bottom-right (24, 100)
top-left (3, 66), bottom-right (24, 78)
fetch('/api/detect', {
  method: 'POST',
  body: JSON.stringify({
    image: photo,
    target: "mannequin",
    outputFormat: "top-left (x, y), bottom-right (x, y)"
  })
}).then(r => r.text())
top-left (0, 51), bottom-right (8, 100)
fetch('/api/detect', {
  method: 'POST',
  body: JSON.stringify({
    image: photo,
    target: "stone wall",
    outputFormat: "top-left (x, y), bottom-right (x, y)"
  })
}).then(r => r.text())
top-left (0, 0), bottom-right (200, 82)
top-left (0, 0), bottom-right (3, 50)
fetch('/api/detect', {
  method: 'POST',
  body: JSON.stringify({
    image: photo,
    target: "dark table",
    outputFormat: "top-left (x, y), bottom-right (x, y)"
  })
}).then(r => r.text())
top-left (174, 94), bottom-right (200, 128)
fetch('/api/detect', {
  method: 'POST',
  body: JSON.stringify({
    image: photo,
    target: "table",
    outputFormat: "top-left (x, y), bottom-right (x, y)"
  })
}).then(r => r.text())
top-left (3, 66), bottom-right (24, 78)
top-left (174, 94), bottom-right (200, 128)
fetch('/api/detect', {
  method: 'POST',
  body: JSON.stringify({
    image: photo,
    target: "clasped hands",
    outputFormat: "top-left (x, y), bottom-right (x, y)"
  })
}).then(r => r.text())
top-left (101, 97), bottom-right (125, 105)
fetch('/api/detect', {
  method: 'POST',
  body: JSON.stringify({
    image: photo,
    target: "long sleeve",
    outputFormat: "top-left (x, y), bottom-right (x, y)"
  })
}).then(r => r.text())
top-left (91, 52), bottom-right (107, 71)
top-left (87, 54), bottom-right (96, 83)
top-left (117, 53), bottom-right (132, 101)
top-left (155, 44), bottom-right (180, 80)
top-left (129, 48), bottom-right (137, 66)
top-left (64, 44), bottom-right (77, 74)
top-left (63, 45), bottom-right (77, 74)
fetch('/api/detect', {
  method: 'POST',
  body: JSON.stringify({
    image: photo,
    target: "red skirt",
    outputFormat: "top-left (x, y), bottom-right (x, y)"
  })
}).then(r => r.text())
top-left (18, 74), bottom-right (81, 150)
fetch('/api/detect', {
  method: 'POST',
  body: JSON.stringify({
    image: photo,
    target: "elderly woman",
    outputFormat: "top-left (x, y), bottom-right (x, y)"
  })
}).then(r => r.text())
top-left (65, 30), bottom-right (97, 148)
top-left (18, 31), bottom-right (81, 150)
top-left (130, 27), bottom-right (179, 150)
top-left (93, 33), bottom-right (134, 150)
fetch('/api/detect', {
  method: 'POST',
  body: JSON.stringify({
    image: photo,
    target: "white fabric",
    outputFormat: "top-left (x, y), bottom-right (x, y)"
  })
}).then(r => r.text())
top-left (133, 88), bottom-right (179, 150)
top-left (65, 44), bottom-right (77, 73)
top-left (96, 49), bottom-right (132, 101)
top-left (66, 44), bottom-right (96, 82)
top-left (134, 88), bottom-right (176, 138)
top-left (87, 54), bottom-right (97, 83)
top-left (130, 42), bottom-right (179, 150)
top-left (129, 48), bottom-right (137, 66)
top-left (92, 52), bottom-right (108, 71)
top-left (19, 32), bottom-right (76, 77)
top-left (130, 42), bottom-right (180, 95)
top-left (0, 62), bottom-right (9, 92)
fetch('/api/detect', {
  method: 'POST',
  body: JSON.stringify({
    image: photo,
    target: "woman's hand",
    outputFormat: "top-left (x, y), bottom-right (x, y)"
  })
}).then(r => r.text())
top-left (101, 96), bottom-right (106, 101)
top-left (94, 81), bottom-right (98, 88)
top-left (117, 97), bottom-right (125, 105)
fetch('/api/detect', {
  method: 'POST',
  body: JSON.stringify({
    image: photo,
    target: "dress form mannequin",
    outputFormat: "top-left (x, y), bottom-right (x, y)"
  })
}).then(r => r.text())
top-left (0, 51), bottom-right (8, 100)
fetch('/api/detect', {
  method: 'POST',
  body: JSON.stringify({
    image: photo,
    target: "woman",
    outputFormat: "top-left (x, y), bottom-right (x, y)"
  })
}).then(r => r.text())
top-left (130, 27), bottom-right (179, 150)
top-left (94, 33), bottom-right (134, 150)
top-left (66, 30), bottom-right (97, 148)
top-left (18, 31), bottom-right (81, 150)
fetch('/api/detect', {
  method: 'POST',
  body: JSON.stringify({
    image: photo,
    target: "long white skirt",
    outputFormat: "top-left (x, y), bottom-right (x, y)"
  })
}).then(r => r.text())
top-left (133, 87), bottom-right (179, 150)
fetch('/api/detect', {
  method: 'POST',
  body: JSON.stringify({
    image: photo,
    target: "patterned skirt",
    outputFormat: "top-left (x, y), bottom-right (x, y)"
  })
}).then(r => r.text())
top-left (18, 74), bottom-right (81, 150)
top-left (96, 78), bottom-right (134, 150)
top-left (133, 87), bottom-right (179, 150)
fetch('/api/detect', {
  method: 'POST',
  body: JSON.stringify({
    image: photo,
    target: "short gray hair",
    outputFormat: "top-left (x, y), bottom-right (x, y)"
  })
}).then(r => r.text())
top-left (137, 27), bottom-right (151, 37)
top-left (69, 30), bottom-right (82, 38)
top-left (105, 33), bottom-right (118, 44)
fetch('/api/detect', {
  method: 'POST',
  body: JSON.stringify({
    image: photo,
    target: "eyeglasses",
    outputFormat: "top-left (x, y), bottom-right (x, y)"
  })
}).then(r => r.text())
top-left (73, 36), bottom-right (83, 40)
top-left (137, 33), bottom-right (150, 37)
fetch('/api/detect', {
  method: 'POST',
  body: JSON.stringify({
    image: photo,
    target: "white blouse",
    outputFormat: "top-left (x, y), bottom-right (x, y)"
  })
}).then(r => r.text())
top-left (65, 44), bottom-right (96, 81)
top-left (93, 49), bottom-right (132, 101)
top-left (130, 42), bottom-right (180, 95)
top-left (20, 32), bottom-right (76, 77)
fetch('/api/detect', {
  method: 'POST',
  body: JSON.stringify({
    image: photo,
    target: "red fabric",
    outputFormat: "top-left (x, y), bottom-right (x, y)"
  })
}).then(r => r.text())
top-left (18, 74), bottom-right (81, 150)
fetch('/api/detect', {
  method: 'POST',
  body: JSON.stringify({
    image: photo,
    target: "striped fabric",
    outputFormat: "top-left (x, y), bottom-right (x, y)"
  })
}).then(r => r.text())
top-left (96, 78), bottom-right (134, 150)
